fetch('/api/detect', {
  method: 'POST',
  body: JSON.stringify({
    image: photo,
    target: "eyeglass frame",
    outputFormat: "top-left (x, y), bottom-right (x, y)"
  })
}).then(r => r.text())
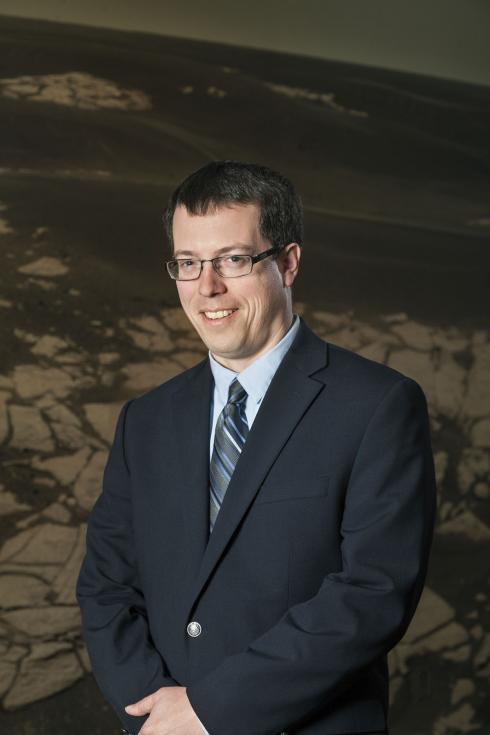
top-left (165, 244), bottom-right (287, 281)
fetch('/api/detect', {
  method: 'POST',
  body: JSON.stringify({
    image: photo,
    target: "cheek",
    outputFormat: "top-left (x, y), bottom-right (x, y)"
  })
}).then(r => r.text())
top-left (176, 284), bottom-right (194, 309)
top-left (249, 281), bottom-right (277, 313)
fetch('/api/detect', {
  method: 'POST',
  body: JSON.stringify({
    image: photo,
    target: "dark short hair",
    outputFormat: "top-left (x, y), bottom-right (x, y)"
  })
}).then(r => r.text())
top-left (163, 160), bottom-right (303, 253)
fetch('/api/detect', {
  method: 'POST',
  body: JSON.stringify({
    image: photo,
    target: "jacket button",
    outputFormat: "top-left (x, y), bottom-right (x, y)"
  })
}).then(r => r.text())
top-left (187, 621), bottom-right (202, 637)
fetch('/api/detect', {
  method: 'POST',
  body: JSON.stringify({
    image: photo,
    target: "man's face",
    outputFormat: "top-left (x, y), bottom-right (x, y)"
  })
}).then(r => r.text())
top-left (172, 203), bottom-right (300, 372)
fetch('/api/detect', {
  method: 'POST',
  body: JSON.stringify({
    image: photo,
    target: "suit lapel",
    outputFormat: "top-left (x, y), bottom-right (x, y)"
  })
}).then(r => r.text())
top-left (182, 318), bottom-right (329, 619)
top-left (171, 359), bottom-right (213, 584)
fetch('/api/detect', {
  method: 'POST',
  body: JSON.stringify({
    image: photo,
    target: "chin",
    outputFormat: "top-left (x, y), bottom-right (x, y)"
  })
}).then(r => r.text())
top-left (209, 341), bottom-right (240, 356)
top-left (211, 339), bottom-right (245, 358)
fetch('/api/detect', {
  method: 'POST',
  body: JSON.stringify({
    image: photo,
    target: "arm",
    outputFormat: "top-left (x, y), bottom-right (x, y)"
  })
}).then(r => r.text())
top-left (76, 400), bottom-right (178, 734)
top-left (186, 377), bottom-right (437, 735)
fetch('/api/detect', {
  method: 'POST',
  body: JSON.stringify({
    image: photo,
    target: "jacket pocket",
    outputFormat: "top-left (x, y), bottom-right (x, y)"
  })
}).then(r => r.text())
top-left (255, 475), bottom-right (330, 505)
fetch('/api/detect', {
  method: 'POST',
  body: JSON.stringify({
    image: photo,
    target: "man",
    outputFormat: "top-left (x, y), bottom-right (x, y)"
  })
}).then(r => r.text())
top-left (76, 161), bottom-right (437, 735)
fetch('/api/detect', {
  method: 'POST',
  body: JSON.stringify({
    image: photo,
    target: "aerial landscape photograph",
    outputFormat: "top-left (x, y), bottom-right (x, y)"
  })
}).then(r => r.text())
top-left (0, 2), bottom-right (489, 734)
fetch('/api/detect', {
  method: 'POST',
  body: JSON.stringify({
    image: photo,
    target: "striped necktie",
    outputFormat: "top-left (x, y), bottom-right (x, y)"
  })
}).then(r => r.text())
top-left (209, 378), bottom-right (249, 532)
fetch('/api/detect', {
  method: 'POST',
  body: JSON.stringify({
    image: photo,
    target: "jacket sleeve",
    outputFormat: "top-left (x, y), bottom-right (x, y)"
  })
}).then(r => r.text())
top-left (76, 400), bottom-right (178, 734)
top-left (186, 377), bottom-right (437, 735)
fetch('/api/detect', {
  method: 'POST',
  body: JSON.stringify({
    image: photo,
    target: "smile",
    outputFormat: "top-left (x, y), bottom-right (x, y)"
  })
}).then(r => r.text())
top-left (202, 309), bottom-right (238, 321)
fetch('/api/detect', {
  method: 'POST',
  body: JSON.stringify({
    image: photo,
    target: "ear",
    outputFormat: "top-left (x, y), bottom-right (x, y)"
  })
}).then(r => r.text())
top-left (279, 243), bottom-right (301, 287)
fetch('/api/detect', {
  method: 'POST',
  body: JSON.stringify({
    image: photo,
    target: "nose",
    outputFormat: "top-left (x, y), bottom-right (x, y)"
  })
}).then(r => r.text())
top-left (198, 260), bottom-right (227, 297)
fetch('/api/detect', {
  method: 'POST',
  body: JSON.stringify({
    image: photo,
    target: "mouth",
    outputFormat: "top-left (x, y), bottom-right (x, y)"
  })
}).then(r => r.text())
top-left (201, 308), bottom-right (238, 324)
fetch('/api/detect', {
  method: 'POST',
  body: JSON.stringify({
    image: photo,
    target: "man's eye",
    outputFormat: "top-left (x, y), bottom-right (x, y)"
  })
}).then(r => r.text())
top-left (181, 260), bottom-right (196, 268)
top-left (225, 255), bottom-right (246, 264)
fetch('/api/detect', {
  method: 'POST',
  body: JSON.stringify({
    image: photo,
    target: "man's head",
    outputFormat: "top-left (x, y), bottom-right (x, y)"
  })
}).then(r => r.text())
top-left (163, 160), bottom-right (303, 255)
top-left (164, 161), bottom-right (303, 372)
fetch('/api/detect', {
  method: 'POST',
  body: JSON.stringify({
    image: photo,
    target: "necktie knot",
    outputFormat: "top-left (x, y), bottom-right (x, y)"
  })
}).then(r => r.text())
top-left (227, 378), bottom-right (247, 406)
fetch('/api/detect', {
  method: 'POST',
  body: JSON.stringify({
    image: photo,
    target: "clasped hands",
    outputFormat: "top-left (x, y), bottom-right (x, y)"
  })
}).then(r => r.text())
top-left (125, 685), bottom-right (204, 735)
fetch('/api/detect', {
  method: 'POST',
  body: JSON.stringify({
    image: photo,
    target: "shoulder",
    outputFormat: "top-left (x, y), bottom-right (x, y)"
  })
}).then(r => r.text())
top-left (328, 339), bottom-right (406, 384)
top-left (302, 320), bottom-right (426, 403)
top-left (329, 339), bottom-right (427, 406)
top-left (124, 356), bottom-right (209, 416)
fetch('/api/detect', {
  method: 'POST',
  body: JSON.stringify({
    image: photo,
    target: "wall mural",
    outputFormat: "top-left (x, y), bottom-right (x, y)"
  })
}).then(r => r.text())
top-left (0, 15), bottom-right (489, 735)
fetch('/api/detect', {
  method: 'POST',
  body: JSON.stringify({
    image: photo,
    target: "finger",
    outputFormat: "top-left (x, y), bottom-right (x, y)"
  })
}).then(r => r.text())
top-left (125, 694), bottom-right (153, 715)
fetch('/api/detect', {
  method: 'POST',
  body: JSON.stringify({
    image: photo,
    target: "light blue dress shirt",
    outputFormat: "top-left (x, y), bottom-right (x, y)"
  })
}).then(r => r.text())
top-left (208, 314), bottom-right (300, 456)
top-left (195, 313), bottom-right (300, 735)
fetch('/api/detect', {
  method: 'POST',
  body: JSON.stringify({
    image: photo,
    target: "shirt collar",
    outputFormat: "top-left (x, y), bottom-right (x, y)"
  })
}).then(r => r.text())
top-left (209, 314), bottom-right (300, 406)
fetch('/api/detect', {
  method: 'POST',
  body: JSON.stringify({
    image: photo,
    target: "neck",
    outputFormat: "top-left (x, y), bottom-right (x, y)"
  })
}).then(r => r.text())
top-left (211, 312), bottom-right (295, 372)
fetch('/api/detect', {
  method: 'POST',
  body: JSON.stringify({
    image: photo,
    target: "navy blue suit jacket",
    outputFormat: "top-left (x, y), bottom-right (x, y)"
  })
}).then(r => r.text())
top-left (76, 317), bottom-right (436, 734)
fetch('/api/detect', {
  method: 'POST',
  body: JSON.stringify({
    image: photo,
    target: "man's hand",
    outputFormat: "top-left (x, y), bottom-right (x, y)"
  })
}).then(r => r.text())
top-left (125, 686), bottom-right (204, 734)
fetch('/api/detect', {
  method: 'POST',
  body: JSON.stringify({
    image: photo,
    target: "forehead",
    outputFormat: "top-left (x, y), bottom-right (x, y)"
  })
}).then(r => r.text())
top-left (172, 203), bottom-right (262, 255)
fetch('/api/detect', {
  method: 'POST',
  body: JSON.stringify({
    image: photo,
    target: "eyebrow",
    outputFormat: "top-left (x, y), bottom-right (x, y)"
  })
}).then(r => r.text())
top-left (173, 243), bottom-right (254, 258)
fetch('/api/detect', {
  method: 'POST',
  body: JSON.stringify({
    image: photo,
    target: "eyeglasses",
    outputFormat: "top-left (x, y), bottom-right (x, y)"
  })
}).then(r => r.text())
top-left (165, 246), bottom-right (283, 281)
